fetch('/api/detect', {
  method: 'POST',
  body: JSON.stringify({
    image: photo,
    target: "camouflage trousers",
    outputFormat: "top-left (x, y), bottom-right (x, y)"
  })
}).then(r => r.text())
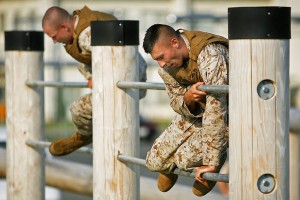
top-left (70, 93), bottom-right (93, 136)
top-left (69, 88), bottom-right (146, 136)
top-left (146, 114), bottom-right (227, 173)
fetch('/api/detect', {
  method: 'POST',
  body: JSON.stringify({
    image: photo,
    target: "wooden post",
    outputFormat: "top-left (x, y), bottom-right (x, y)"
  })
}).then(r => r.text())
top-left (5, 31), bottom-right (45, 199)
top-left (289, 131), bottom-right (300, 200)
top-left (228, 7), bottom-right (291, 200)
top-left (290, 108), bottom-right (300, 200)
top-left (289, 108), bottom-right (300, 200)
top-left (91, 21), bottom-right (140, 200)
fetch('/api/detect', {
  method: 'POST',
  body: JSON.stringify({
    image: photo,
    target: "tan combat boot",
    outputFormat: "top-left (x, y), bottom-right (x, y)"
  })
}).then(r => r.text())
top-left (49, 132), bottom-right (92, 156)
top-left (157, 173), bottom-right (178, 192)
top-left (192, 153), bottom-right (227, 197)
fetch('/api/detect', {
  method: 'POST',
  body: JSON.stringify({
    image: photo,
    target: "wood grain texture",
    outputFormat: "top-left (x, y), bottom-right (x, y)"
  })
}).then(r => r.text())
top-left (229, 40), bottom-right (252, 200)
top-left (229, 40), bottom-right (289, 200)
top-left (290, 131), bottom-right (300, 200)
top-left (92, 46), bottom-right (139, 200)
top-left (5, 51), bottom-right (45, 200)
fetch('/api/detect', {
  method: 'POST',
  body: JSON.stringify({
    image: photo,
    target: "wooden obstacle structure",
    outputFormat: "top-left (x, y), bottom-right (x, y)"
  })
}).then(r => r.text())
top-left (228, 7), bottom-right (291, 200)
top-left (5, 31), bottom-right (45, 199)
top-left (91, 20), bottom-right (140, 200)
top-left (2, 6), bottom-right (297, 200)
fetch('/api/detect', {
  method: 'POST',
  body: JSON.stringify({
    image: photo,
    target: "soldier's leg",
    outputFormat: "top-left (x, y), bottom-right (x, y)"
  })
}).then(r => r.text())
top-left (49, 93), bottom-right (93, 156)
top-left (146, 115), bottom-right (199, 192)
top-left (70, 93), bottom-right (93, 136)
top-left (174, 124), bottom-right (227, 197)
top-left (145, 115), bottom-right (195, 173)
top-left (174, 123), bottom-right (205, 170)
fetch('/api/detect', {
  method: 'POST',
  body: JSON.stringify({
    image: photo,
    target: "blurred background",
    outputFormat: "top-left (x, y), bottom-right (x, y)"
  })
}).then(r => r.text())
top-left (0, 0), bottom-right (299, 199)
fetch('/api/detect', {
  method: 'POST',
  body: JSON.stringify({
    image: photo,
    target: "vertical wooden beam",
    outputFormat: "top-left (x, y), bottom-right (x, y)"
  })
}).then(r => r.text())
top-left (91, 21), bottom-right (140, 200)
top-left (5, 31), bottom-right (45, 200)
top-left (289, 108), bottom-right (300, 200)
top-left (228, 7), bottom-right (291, 200)
top-left (289, 131), bottom-right (300, 200)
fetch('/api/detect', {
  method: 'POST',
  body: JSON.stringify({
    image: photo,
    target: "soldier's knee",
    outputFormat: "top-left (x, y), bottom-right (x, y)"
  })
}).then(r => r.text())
top-left (174, 161), bottom-right (188, 170)
top-left (146, 161), bottom-right (164, 172)
top-left (70, 101), bottom-right (80, 119)
top-left (145, 161), bottom-right (156, 171)
top-left (145, 152), bottom-right (163, 171)
top-left (145, 152), bottom-right (156, 171)
top-left (174, 153), bottom-right (189, 170)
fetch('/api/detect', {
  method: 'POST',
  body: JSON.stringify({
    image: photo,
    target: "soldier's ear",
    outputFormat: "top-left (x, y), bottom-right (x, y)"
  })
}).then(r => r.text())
top-left (60, 23), bottom-right (69, 31)
top-left (171, 38), bottom-right (179, 48)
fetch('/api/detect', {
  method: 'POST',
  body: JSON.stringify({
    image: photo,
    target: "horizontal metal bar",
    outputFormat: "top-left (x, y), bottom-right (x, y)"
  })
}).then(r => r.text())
top-left (173, 168), bottom-right (229, 183)
top-left (117, 154), bottom-right (147, 167)
top-left (25, 141), bottom-right (229, 182)
top-left (117, 81), bottom-right (166, 90)
top-left (26, 80), bottom-right (228, 94)
top-left (117, 154), bottom-right (229, 183)
top-left (26, 139), bottom-right (93, 155)
top-left (26, 80), bottom-right (88, 88)
top-left (117, 81), bottom-right (229, 93)
top-left (197, 85), bottom-right (229, 94)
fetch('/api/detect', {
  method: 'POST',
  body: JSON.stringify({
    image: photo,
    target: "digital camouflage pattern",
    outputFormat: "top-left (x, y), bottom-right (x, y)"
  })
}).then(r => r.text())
top-left (70, 16), bottom-right (147, 136)
top-left (146, 42), bottom-right (229, 173)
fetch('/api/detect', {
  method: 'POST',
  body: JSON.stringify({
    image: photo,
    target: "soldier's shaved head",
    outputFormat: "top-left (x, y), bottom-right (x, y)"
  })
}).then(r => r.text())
top-left (42, 6), bottom-right (72, 30)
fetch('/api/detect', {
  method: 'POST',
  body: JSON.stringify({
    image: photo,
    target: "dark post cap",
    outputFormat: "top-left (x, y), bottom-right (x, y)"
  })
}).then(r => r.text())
top-left (5, 31), bottom-right (44, 51)
top-left (91, 20), bottom-right (139, 46)
top-left (228, 7), bottom-right (291, 39)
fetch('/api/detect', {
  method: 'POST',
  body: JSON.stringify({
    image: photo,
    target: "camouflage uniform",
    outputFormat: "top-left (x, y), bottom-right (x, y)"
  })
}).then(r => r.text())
top-left (69, 15), bottom-right (147, 136)
top-left (146, 35), bottom-right (229, 173)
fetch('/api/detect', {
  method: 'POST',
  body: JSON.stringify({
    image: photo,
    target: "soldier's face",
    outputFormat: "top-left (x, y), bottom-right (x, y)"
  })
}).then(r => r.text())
top-left (43, 23), bottom-right (73, 45)
top-left (150, 38), bottom-right (184, 68)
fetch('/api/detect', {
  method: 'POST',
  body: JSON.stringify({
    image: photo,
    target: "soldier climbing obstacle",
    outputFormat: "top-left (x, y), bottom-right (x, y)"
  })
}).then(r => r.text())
top-left (42, 6), bottom-right (147, 156)
top-left (142, 24), bottom-right (229, 197)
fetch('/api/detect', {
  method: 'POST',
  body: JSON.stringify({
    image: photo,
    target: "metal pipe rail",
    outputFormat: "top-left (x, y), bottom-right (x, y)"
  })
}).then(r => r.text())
top-left (26, 80), bottom-right (229, 94)
top-left (117, 81), bottom-right (166, 90)
top-left (117, 154), bottom-right (229, 183)
top-left (26, 140), bottom-right (229, 181)
top-left (117, 81), bottom-right (229, 93)
top-left (26, 80), bottom-right (88, 88)
top-left (26, 139), bottom-right (93, 155)
top-left (197, 85), bottom-right (229, 94)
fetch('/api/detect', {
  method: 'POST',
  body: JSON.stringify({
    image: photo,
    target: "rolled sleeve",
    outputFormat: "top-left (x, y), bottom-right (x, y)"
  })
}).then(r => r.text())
top-left (77, 27), bottom-right (92, 80)
top-left (78, 27), bottom-right (91, 54)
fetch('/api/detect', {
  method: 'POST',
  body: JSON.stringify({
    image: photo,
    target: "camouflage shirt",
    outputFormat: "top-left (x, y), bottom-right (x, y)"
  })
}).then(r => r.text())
top-left (74, 15), bottom-right (147, 98)
top-left (69, 15), bottom-right (147, 137)
top-left (154, 36), bottom-right (229, 167)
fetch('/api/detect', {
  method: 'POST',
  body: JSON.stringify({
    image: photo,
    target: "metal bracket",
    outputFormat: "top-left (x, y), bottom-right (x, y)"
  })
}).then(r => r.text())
top-left (257, 79), bottom-right (276, 100)
top-left (257, 174), bottom-right (276, 194)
